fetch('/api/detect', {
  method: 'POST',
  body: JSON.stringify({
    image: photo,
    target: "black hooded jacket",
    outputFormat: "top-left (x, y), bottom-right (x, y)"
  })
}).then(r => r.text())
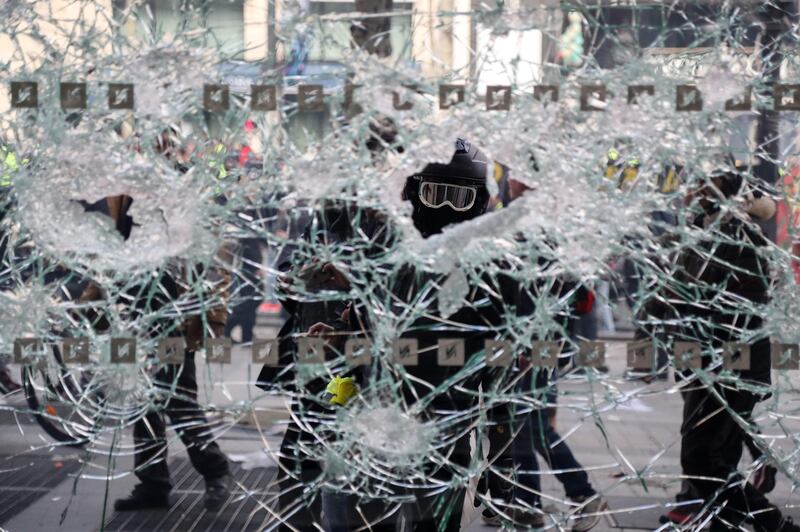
top-left (675, 210), bottom-right (772, 386)
top-left (255, 203), bottom-right (396, 393)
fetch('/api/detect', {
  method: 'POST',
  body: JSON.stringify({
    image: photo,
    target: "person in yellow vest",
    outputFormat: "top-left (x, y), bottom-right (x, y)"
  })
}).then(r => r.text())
top-left (209, 141), bottom-right (228, 180)
top-left (658, 163), bottom-right (681, 194)
top-left (603, 146), bottom-right (682, 196)
top-left (619, 156), bottom-right (640, 190)
top-left (603, 147), bottom-right (622, 185)
top-left (489, 161), bottom-right (510, 209)
top-left (202, 141), bottom-right (230, 198)
top-left (602, 147), bottom-right (641, 191)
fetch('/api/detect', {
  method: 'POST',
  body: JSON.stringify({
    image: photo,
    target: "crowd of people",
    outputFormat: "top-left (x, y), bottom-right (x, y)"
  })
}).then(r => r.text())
top-left (248, 131), bottom-right (795, 531)
top-left (1, 119), bottom-right (796, 531)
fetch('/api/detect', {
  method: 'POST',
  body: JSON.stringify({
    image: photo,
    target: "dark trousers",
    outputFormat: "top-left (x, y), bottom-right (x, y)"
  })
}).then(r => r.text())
top-left (480, 419), bottom-right (516, 507)
top-left (622, 258), bottom-right (640, 311)
top-left (406, 434), bottom-right (471, 531)
top-left (483, 371), bottom-right (594, 510)
top-left (509, 410), bottom-right (542, 507)
top-left (321, 434), bottom-right (470, 532)
top-left (225, 299), bottom-right (259, 343)
top-left (481, 403), bottom-right (544, 509)
top-left (226, 239), bottom-right (262, 344)
top-left (680, 384), bottom-right (782, 531)
top-left (360, 433), bottom-right (471, 532)
top-left (275, 401), bottom-right (325, 532)
top-left (133, 351), bottom-right (230, 494)
top-left (484, 408), bottom-right (595, 508)
top-left (522, 409), bottom-right (595, 500)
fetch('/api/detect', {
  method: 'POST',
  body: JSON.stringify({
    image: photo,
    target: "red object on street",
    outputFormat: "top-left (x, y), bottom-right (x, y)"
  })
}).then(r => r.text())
top-left (258, 302), bottom-right (281, 314)
top-left (238, 145), bottom-right (252, 166)
top-left (575, 290), bottom-right (595, 315)
top-left (662, 507), bottom-right (694, 525)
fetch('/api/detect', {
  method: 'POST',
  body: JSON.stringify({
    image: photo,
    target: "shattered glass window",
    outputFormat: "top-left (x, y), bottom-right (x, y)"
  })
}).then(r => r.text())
top-left (1, 1), bottom-right (800, 531)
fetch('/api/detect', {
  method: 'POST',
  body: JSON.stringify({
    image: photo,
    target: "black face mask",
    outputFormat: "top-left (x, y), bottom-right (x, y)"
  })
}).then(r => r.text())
top-left (411, 204), bottom-right (479, 237)
top-left (404, 139), bottom-right (489, 237)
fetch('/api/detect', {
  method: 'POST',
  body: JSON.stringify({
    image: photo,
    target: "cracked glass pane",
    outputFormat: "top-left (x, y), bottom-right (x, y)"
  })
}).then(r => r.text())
top-left (1, 1), bottom-right (800, 531)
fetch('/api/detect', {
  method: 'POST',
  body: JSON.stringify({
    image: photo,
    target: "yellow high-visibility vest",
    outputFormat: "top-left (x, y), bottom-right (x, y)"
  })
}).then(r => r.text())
top-left (604, 148), bottom-right (682, 194)
top-left (208, 143), bottom-right (228, 180)
top-left (603, 149), bottom-right (622, 183)
top-left (1, 147), bottom-right (26, 187)
top-left (659, 166), bottom-right (680, 193)
top-left (620, 159), bottom-right (639, 187)
top-left (493, 161), bottom-right (504, 183)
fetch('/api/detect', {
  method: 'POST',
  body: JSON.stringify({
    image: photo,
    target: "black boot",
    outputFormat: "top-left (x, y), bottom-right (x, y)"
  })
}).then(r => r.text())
top-left (204, 474), bottom-right (232, 512)
top-left (114, 484), bottom-right (170, 511)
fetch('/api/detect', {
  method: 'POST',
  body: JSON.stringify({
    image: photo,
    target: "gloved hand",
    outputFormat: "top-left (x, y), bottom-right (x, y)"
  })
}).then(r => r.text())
top-left (326, 376), bottom-right (358, 406)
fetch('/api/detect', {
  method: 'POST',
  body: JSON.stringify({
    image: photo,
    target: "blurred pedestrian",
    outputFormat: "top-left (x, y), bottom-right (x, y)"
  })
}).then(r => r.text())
top-left (225, 205), bottom-right (265, 344)
top-left (478, 175), bottom-right (607, 531)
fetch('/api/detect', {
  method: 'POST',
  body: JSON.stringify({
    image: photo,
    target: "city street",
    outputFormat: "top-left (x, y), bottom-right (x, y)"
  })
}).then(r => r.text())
top-left (2, 0), bottom-right (799, 530)
top-left (0, 319), bottom-right (798, 531)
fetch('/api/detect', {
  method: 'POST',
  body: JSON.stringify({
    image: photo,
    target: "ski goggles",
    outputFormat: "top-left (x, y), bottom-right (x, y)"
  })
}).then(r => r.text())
top-left (417, 180), bottom-right (479, 211)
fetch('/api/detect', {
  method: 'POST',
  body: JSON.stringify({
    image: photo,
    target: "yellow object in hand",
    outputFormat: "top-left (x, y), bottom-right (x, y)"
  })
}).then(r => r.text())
top-left (326, 376), bottom-right (358, 406)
